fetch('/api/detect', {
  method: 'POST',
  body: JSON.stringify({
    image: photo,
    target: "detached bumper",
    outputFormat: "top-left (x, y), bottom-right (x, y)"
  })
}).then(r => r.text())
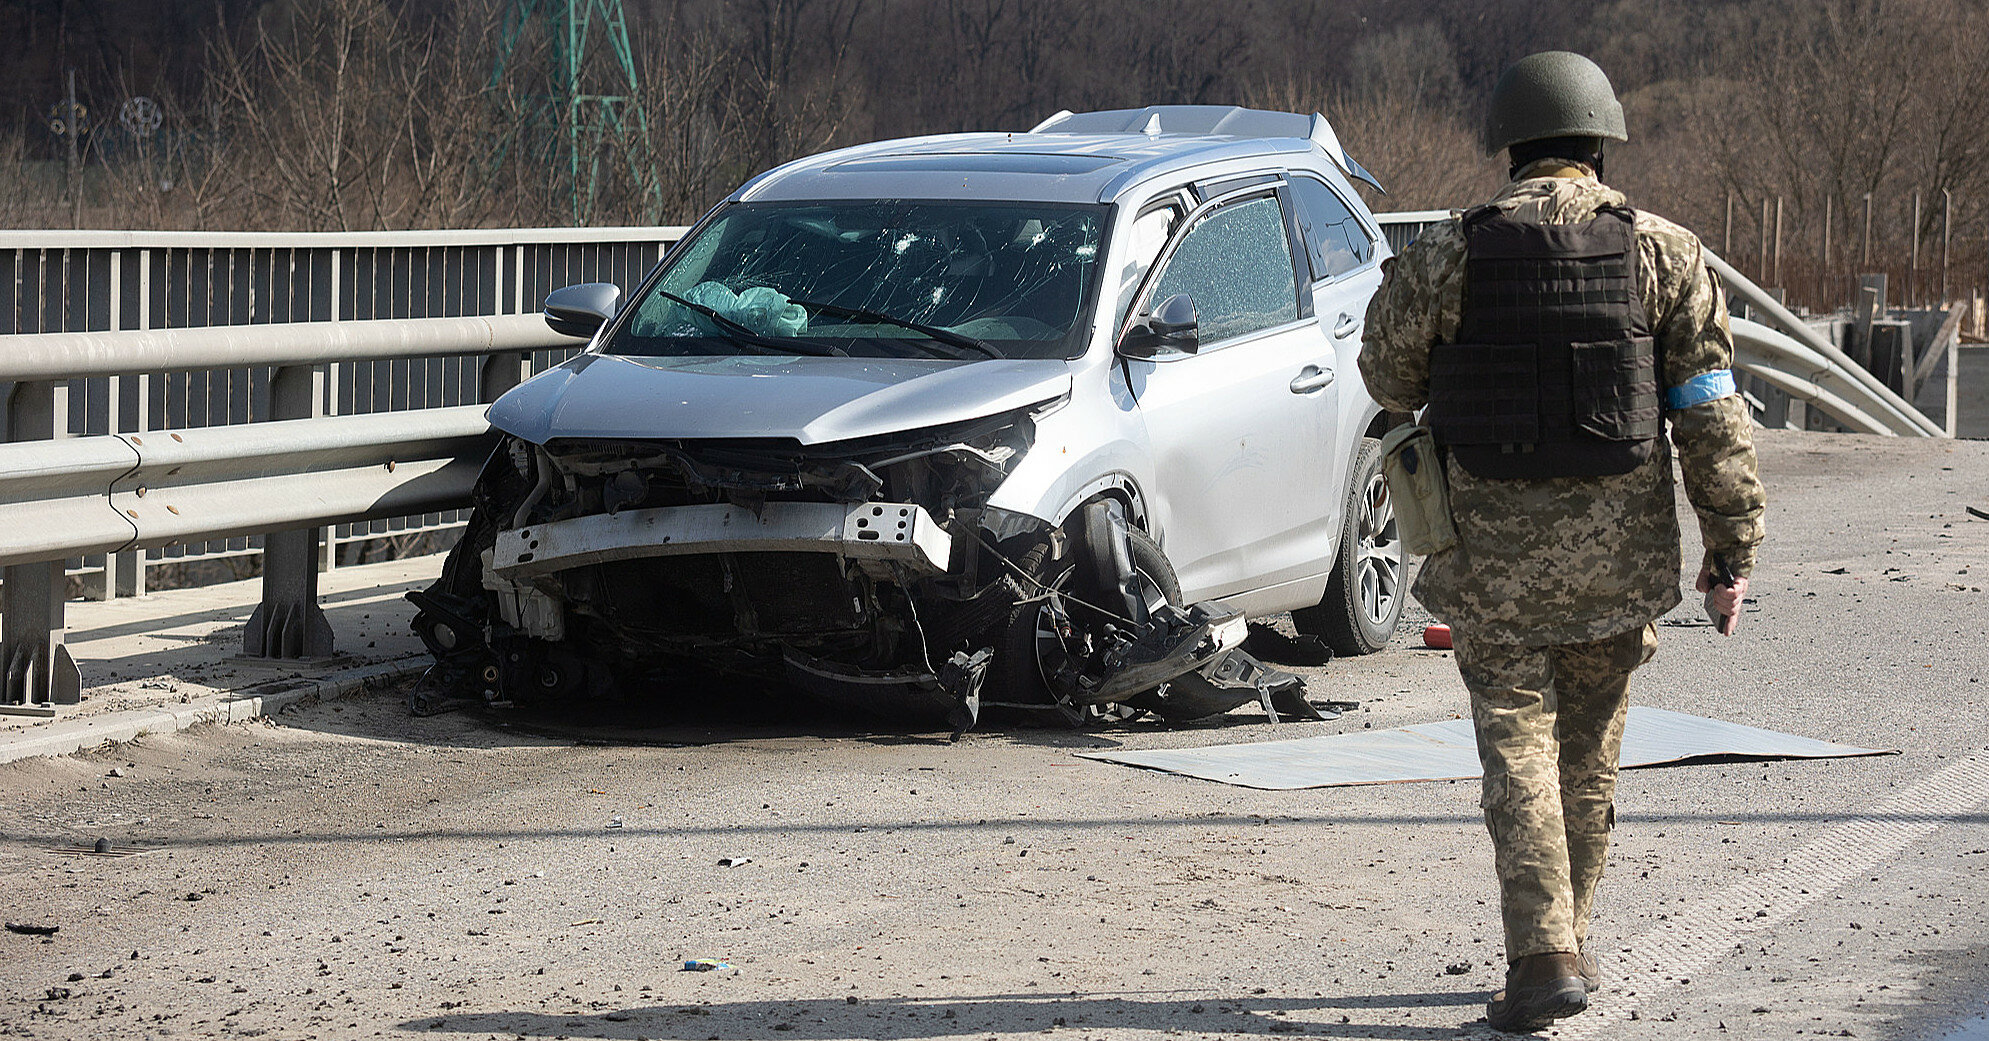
top-left (491, 501), bottom-right (953, 579)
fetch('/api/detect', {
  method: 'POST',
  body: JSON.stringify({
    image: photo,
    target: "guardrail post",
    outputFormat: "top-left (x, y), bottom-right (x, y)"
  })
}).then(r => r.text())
top-left (243, 364), bottom-right (335, 659)
top-left (1, 380), bottom-right (82, 714)
top-left (480, 350), bottom-right (531, 402)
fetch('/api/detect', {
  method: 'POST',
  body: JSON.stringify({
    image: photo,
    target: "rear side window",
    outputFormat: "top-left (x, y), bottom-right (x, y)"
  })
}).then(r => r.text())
top-left (1290, 176), bottom-right (1373, 281)
top-left (1148, 195), bottom-right (1298, 345)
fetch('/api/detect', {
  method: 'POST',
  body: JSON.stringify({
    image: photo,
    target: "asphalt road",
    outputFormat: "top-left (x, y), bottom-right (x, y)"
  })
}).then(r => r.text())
top-left (0, 429), bottom-right (1984, 1041)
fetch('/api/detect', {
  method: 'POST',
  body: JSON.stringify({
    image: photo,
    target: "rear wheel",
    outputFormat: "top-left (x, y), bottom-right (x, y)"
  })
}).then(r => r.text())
top-left (1293, 436), bottom-right (1404, 655)
top-left (987, 522), bottom-right (1181, 727)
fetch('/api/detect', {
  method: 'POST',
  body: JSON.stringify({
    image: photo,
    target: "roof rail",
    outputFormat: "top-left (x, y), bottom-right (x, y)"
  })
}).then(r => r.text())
top-left (1030, 105), bottom-right (1384, 193)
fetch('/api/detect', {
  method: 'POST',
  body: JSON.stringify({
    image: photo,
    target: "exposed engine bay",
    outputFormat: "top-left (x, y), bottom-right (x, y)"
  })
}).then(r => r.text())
top-left (407, 401), bottom-right (1329, 732)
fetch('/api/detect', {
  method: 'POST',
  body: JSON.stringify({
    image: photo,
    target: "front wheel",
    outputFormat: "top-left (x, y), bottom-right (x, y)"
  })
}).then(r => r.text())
top-left (1293, 435), bottom-right (1404, 655)
top-left (987, 521), bottom-right (1181, 727)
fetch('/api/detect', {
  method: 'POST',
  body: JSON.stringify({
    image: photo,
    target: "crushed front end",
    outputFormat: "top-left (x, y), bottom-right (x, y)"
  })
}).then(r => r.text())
top-left (409, 406), bottom-right (1055, 730)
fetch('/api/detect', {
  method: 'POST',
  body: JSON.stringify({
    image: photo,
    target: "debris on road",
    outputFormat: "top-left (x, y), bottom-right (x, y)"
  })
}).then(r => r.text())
top-left (1243, 624), bottom-right (1333, 666)
top-left (5, 922), bottom-right (59, 936)
top-left (717, 856), bottom-right (753, 867)
top-left (1423, 624), bottom-right (1452, 650)
top-left (682, 959), bottom-right (730, 972)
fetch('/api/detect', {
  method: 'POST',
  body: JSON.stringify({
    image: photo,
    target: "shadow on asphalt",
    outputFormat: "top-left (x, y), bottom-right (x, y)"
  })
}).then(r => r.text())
top-left (401, 990), bottom-right (1498, 1040)
top-left (279, 662), bottom-right (1340, 754)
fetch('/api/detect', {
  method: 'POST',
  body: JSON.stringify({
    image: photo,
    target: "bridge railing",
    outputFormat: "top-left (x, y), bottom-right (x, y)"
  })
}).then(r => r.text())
top-left (0, 226), bottom-right (686, 712)
top-left (1, 226), bottom-right (686, 596)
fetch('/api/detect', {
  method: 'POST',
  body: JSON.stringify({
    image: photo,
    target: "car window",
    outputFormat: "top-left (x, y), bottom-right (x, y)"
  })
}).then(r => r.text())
top-left (604, 201), bottom-right (1106, 361)
top-left (1290, 176), bottom-right (1373, 281)
top-left (1117, 203), bottom-right (1183, 325)
top-left (1147, 195), bottom-right (1299, 346)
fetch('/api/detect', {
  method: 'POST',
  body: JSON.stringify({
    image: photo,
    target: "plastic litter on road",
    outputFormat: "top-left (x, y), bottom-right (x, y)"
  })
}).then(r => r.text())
top-left (682, 959), bottom-right (731, 972)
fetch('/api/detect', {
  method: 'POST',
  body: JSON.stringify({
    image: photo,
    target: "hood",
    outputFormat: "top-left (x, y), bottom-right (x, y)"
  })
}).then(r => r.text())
top-left (488, 353), bottom-right (1073, 446)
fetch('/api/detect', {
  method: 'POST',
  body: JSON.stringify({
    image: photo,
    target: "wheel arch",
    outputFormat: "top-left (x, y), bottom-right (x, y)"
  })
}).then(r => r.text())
top-left (1048, 472), bottom-right (1152, 535)
top-left (1363, 408), bottom-right (1412, 442)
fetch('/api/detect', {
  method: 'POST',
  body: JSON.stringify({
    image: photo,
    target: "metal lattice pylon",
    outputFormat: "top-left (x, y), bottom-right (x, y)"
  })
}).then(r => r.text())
top-left (493, 0), bottom-right (660, 222)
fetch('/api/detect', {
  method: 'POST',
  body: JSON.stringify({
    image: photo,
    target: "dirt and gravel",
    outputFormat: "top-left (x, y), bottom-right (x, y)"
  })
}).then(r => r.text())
top-left (0, 429), bottom-right (1984, 1041)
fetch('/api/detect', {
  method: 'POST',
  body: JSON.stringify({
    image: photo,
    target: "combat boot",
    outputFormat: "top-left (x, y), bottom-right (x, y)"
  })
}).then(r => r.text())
top-left (1485, 952), bottom-right (1587, 1032)
top-left (1576, 944), bottom-right (1601, 993)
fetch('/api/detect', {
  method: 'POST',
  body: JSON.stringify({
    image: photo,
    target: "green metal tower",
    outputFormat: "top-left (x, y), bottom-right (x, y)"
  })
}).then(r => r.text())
top-left (493, 0), bottom-right (660, 222)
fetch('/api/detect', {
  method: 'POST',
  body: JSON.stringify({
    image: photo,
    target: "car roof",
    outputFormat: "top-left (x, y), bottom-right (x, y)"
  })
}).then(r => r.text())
top-left (731, 105), bottom-right (1381, 206)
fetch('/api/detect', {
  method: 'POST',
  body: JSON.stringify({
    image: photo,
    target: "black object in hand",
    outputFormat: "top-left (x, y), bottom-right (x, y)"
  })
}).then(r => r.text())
top-left (1704, 553), bottom-right (1738, 635)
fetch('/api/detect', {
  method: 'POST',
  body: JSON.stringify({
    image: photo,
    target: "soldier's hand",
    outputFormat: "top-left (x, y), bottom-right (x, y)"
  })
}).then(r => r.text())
top-left (1695, 566), bottom-right (1748, 636)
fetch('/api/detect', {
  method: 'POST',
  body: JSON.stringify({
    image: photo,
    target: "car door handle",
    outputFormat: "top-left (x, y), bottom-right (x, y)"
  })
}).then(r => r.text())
top-left (1332, 313), bottom-right (1362, 339)
top-left (1290, 365), bottom-right (1336, 393)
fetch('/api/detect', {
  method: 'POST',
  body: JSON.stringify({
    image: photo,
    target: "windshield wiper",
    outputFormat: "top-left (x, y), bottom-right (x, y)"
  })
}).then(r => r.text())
top-left (784, 298), bottom-right (1001, 360)
top-left (650, 289), bottom-right (846, 357)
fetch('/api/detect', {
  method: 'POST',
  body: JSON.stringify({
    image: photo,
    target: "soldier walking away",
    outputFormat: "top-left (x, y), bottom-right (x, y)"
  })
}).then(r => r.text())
top-left (1359, 52), bottom-right (1767, 1032)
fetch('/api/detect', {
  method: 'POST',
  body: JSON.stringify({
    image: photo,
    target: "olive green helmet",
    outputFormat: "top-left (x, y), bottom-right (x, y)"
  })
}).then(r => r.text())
top-left (1483, 51), bottom-right (1628, 157)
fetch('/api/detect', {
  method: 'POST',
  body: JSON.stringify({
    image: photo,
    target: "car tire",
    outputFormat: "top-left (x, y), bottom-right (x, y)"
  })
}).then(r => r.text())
top-left (987, 521), bottom-right (1181, 727)
top-left (1293, 435), bottom-right (1404, 655)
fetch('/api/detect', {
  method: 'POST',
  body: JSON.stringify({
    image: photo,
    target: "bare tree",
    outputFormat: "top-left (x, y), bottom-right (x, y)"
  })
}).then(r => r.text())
top-left (609, 16), bottom-right (749, 223)
top-left (715, 0), bottom-right (873, 175)
top-left (197, 0), bottom-right (537, 231)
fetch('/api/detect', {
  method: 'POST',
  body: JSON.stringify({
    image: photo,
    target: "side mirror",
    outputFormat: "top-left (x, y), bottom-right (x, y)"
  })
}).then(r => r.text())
top-left (543, 282), bottom-right (621, 339)
top-left (1118, 293), bottom-right (1200, 358)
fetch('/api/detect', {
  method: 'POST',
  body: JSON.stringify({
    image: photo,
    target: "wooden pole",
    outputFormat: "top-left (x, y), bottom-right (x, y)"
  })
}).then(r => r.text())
top-left (1724, 193), bottom-right (1733, 257)
top-left (1941, 188), bottom-right (1952, 304)
top-left (1773, 196), bottom-right (1784, 290)
top-left (1911, 190), bottom-right (1922, 306)
top-left (1823, 195), bottom-right (1833, 309)
top-left (1760, 197), bottom-right (1770, 282)
top-left (1863, 192), bottom-right (1874, 268)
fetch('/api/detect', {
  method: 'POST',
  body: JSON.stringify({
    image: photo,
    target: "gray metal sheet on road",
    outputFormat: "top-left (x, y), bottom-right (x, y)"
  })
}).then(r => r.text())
top-left (1079, 706), bottom-right (1893, 790)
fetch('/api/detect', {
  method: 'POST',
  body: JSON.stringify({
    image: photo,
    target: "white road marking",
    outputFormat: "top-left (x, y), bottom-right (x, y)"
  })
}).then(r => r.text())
top-left (1556, 754), bottom-right (1989, 1037)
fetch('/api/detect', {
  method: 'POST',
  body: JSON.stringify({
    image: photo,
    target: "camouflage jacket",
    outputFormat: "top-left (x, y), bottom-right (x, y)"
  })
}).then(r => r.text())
top-left (1360, 163), bottom-right (1766, 645)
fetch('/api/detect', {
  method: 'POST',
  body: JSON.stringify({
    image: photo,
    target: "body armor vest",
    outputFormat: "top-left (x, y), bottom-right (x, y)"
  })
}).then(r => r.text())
top-left (1426, 204), bottom-right (1662, 480)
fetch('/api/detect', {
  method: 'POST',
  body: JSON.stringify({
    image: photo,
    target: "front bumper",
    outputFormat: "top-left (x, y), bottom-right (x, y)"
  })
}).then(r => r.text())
top-left (490, 501), bottom-right (954, 579)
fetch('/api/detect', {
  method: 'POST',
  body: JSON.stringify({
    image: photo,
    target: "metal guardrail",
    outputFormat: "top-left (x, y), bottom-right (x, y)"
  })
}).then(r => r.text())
top-left (1371, 213), bottom-right (1945, 438)
top-left (0, 407), bottom-right (494, 569)
top-left (1, 225), bottom-right (687, 595)
top-left (1, 226), bottom-right (688, 713)
top-left (0, 314), bottom-right (570, 381)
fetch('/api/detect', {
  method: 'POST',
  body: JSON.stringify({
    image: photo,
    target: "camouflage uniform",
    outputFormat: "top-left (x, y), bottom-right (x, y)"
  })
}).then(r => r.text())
top-left (1360, 161), bottom-right (1766, 961)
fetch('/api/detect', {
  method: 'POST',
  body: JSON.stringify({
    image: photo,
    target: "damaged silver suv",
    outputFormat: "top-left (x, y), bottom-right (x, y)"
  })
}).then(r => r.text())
top-left (409, 105), bottom-right (1405, 730)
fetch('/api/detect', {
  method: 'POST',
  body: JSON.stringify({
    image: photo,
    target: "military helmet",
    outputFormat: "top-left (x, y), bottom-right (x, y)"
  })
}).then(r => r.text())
top-left (1483, 51), bottom-right (1628, 157)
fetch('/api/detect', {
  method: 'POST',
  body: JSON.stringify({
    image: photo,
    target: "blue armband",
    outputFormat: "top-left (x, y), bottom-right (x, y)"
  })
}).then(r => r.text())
top-left (1666, 369), bottom-right (1737, 410)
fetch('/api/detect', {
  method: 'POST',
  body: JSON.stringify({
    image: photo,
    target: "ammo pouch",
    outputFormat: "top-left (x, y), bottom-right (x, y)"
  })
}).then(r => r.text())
top-left (1378, 424), bottom-right (1456, 556)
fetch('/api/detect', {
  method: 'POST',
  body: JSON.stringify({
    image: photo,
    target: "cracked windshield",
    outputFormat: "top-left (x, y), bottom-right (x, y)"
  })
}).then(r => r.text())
top-left (604, 201), bottom-right (1106, 361)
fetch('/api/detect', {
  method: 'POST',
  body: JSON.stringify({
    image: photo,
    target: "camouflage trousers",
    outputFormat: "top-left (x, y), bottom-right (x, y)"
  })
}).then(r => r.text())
top-left (1452, 622), bottom-right (1658, 961)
